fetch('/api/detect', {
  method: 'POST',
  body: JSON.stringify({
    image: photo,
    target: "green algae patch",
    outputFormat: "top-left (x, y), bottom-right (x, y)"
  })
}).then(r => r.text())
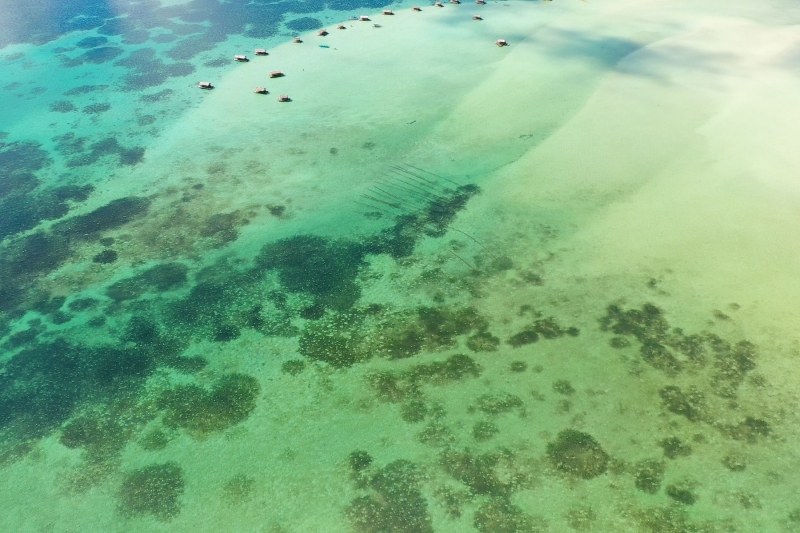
top-left (546, 429), bottom-right (610, 480)
top-left (117, 462), bottom-right (185, 521)
top-left (159, 373), bottom-right (260, 436)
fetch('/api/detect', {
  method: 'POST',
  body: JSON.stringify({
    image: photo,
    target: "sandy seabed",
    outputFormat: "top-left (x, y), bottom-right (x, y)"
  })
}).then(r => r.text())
top-left (3, 0), bottom-right (800, 532)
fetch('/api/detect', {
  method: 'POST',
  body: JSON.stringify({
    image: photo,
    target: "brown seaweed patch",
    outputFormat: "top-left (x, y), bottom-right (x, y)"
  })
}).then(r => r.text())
top-left (158, 373), bottom-right (260, 436)
top-left (106, 262), bottom-right (188, 301)
top-left (474, 392), bottom-right (524, 417)
top-left (82, 102), bottom-right (111, 114)
top-left (116, 48), bottom-right (195, 91)
top-left (200, 210), bottom-right (249, 246)
top-left (472, 420), bottom-right (500, 442)
top-left (346, 459), bottom-right (433, 533)
top-left (659, 437), bottom-right (692, 459)
top-left (222, 473), bottom-right (256, 504)
top-left (298, 312), bottom-right (369, 367)
top-left (65, 137), bottom-right (145, 167)
top-left (546, 429), bottom-right (609, 480)
top-left (634, 459), bottom-right (665, 494)
top-left (65, 47), bottom-right (124, 67)
top-left (370, 354), bottom-right (482, 403)
top-left (140, 89), bottom-right (173, 102)
top-left (50, 100), bottom-right (76, 113)
top-left (64, 84), bottom-right (109, 96)
top-left (659, 386), bottom-right (705, 422)
top-left (440, 449), bottom-right (526, 497)
top-left (117, 462), bottom-right (185, 521)
top-left (92, 249), bottom-right (118, 264)
top-left (60, 414), bottom-right (129, 463)
top-left (474, 498), bottom-right (543, 533)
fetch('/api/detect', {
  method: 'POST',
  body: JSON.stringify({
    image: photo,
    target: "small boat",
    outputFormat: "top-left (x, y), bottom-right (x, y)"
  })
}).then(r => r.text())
top-left (337, 24), bottom-right (347, 29)
top-left (473, 14), bottom-right (482, 20)
top-left (450, 0), bottom-right (461, 4)
top-left (412, 6), bottom-right (422, 10)
top-left (435, 1), bottom-right (444, 7)
top-left (318, 29), bottom-right (329, 36)
top-left (254, 49), bottom-right (268, 55)
top-left (234, 54), bottom-right (248, 62)
top-left (254, 87), bottom-right (268, 94)
top-left (476, 0), bottom-right (486, 3)
top-left (270, 70), bottom-right (284, 78)
top-left (293, 37), bottom-right (303, 43)
top-left (319, 44), bottom-right (330, 48)
top-left (373, 23), bottom-right (381, 27)
top-left (198, 81), bottom-right (213, 89)
top-left (383, 9), bottom-right (394, 15)
top-left (359, 15), bottom-right (371, 21)
top-left (495, 39), bottom-right (508, 46)
top-left (278, 94), bottom-right (291, 102)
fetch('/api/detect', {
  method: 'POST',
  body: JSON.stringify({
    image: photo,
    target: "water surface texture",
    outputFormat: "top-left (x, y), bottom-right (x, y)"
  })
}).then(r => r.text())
top-left (2, 0), bottom-right (800, 531)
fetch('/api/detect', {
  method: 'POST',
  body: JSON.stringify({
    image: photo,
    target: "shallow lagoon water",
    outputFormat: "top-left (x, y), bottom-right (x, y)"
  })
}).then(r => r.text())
top-left (2, 0), bottom-right (800, 531)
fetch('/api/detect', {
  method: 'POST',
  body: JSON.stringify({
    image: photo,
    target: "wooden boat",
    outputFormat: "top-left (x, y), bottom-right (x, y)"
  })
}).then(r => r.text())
top-left (254, 49), bottom-right (268, 55)
top-left (234, 54), bottom-right (248, 62)
top-left (278, 94), bottom-right (291, 102)
top-left (270, 70), bottom-right (284, 78)
top-left (254, 87), bottom-right (268, 94)
top-left (198, 81), bottom-right (213, 89)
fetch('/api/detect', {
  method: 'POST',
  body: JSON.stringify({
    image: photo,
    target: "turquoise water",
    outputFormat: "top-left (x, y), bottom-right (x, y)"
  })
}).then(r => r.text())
top-left (3, 0), bottom-right (800, 531)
